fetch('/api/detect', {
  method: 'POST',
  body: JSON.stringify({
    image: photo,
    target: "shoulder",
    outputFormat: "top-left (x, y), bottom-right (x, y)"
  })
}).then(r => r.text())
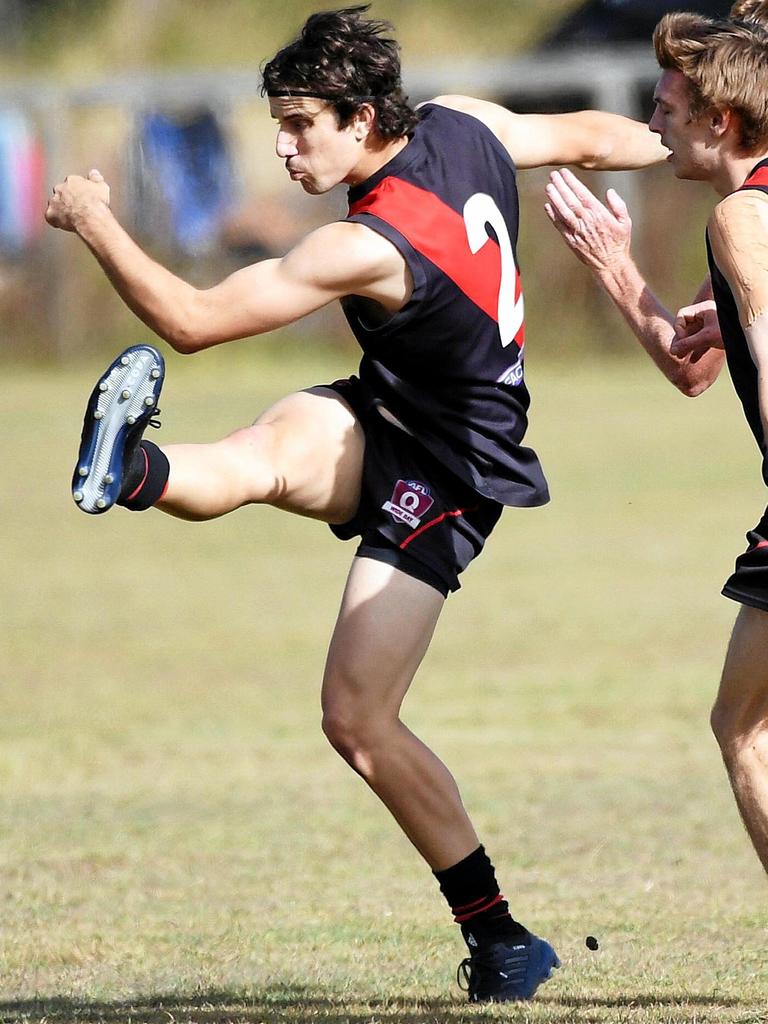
top-left (708, 190), bottom-right (768, 328)
top-left (424, 95), bottom-right (505, 136)
top-left (423, 95), bottom-right (570, 169)
top-left (291, 220), bottom-right (397, 257)
top-left (709, 189), bottom-right (768, 250)
top-left (420, 95), bottom-right (520, 166)
top-left (283, 220), bottom-right (405, 288)
top-left (419, 95), bottom-right (476, 115)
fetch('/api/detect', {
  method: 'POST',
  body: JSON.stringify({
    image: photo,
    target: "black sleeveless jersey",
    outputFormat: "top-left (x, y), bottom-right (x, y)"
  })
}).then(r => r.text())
top-left (707, 158), bottom-right (768, 455)
top-left (342, 103), bottom-right (549, 508)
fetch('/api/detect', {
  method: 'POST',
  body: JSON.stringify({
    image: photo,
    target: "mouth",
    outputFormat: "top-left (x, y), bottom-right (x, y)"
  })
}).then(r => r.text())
top-left (286, 162), bottom-right (304, 180)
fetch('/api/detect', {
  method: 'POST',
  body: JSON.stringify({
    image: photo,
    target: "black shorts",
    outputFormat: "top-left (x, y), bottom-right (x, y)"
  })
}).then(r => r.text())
top-left (722, 505), bottom-right (768, 611)
top-left (325, 376), bottom-right (502, 597)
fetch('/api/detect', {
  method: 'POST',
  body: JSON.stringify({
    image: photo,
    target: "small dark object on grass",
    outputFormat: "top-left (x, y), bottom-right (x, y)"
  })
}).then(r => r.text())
top-left (586, 935), bottom-right (599, 950)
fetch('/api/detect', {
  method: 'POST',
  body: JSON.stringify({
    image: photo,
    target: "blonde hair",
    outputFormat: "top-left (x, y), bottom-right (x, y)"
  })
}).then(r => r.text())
top-left (730, 0), bottom-right (768, 25)
top-left (654, 12), bottom-right (768, 151)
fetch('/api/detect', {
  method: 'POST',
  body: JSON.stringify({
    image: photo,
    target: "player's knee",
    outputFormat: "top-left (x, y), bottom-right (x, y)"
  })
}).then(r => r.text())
top-left (711, 699), bottom-right (768, 766)
top-left (710, 700), bottom-right (731, 752)
top-left (321, 705), bottom-right (388, 779)
top-left (322, 712), bottom-right (357, 770)
top-left (710, 699), bottom-right (746, 761)
top-left (322, 708), bottom-right (364, 765)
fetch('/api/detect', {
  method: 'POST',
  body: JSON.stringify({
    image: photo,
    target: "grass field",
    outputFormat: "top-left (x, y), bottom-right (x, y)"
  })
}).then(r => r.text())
top-left (2, 345), bottom-right (767, 1023)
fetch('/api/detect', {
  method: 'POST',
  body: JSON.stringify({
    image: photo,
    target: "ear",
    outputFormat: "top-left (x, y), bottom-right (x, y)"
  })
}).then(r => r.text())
top-left (353, 103), bottom-right (376, 141)
top-left (709, 104), bottom-right (735, 140)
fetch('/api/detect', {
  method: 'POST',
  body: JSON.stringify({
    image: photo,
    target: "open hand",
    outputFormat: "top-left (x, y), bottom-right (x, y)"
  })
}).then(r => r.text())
top-left (545, 168), bottom-right (631, 274)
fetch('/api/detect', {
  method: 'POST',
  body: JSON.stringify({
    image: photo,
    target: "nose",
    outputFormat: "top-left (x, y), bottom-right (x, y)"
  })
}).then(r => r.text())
top-left (648, 109), bottom-right (662, 135)
top-left (276, 130), bottom-right (298, 159)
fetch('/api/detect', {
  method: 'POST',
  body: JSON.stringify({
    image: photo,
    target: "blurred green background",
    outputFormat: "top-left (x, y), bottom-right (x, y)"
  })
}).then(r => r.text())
top-left (6, 1), bottom-right (578, 72)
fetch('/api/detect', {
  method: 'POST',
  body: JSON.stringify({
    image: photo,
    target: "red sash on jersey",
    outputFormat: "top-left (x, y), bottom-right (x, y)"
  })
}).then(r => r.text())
top-left (743, 165), bottom-right (768, 188)
top-left (349, 175), bottom-right (524, 345)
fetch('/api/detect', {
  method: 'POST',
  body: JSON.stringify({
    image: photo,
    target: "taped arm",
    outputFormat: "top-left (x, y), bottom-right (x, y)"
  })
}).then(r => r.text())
top-left (428, 95), bottom-right (668, 169)
top-left (709, 192), bottom-right (768, 461)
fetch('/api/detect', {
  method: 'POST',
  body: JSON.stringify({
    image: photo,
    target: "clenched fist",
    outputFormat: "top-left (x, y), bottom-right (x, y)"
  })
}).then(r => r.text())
top-left (670, 300), bottom-right (723, 360)
top-left (45, 168), bottom-right (111, 232)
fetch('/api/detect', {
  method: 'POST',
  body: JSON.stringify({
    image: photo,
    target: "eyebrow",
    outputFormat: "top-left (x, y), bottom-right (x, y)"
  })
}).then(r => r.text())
top-left (272, 111), bottom-right (316, 122)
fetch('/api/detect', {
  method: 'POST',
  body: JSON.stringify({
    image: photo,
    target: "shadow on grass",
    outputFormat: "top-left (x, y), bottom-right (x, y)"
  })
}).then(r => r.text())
top-left (0, 988), bottom-right (753, 1024)
top-left (541, 993), bottom-right (749, 1008)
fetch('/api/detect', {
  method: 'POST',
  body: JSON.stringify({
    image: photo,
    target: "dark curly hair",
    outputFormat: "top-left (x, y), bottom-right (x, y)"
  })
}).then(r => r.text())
top-left (261, 5), bottom-right (419, 139)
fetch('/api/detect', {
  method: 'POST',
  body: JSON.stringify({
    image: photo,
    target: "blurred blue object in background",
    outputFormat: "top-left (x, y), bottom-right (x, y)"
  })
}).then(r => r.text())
top-left (138, 107), bottom-right (236, 255)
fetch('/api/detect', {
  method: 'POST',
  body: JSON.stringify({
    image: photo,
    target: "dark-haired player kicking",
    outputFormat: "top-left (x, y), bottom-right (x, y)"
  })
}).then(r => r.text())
top-left (46, 4), bottom-right (665, 1003)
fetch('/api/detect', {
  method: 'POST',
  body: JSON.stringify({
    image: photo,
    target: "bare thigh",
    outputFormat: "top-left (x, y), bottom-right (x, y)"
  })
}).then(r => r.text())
top-left (160, 386), bottom-right (364, 524)
top-left (255, 386), bottom-right (364, 521)
top-left (713, 604), bottom-right (768, 739)
top-left (322, 555), bottom-right (445, 728)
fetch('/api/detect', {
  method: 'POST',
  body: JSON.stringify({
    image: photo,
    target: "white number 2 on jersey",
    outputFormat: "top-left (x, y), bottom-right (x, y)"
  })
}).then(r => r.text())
top-left (463, 192), bottom-right (524, 348)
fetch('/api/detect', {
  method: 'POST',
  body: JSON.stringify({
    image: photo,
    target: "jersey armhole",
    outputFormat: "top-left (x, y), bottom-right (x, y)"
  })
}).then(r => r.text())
top-left (345, 212), bottom-right (428, 334)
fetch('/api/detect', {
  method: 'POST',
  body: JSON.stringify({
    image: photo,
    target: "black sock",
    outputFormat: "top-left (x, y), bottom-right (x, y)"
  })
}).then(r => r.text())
top-left (118, 440), bottom-right (170, 511)
top-left (434, 845), bottom-right (527, 949)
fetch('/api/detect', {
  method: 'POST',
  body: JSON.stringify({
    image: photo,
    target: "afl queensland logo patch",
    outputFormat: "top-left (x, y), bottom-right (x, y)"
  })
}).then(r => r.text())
top-left (383, 479), bottom-right (435, 529)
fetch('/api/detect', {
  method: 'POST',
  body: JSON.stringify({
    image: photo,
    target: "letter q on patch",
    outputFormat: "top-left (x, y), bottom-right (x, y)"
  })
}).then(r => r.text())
top-left (382, 479), bottom-right (435, 529)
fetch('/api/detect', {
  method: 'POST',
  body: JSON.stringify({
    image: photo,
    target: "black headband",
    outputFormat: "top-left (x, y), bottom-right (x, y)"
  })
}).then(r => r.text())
top-left (267, 88), bottom-right (377, 102)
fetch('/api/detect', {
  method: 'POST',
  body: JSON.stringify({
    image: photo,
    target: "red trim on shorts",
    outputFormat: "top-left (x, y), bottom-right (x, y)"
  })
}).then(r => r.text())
top-left (744, 167), bottom-right (768, 188)
top-left (125, 446), bottom-right (149, 502)
top-left (399, 506), bottom-right (475, 549)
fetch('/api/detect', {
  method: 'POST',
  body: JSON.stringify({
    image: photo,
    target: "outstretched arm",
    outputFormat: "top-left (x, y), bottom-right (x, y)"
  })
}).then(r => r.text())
top-left (545, 167), bottom-right (724, 396)
top-left (45, 170), bottom-right (409, 353)
top-left (428, 95), bottom-right (667, 170)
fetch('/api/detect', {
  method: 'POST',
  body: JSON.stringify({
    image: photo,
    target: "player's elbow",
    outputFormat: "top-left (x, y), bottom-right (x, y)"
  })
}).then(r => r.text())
top-left (568, 114), bottom-right (619, 170)
top-left (673, 370), bottom-right (716, 398)
top-left (159, 324), bottom-right (196, 354)
top-left (688, 376), bottom-right (720, 397)
top-left (159, 317), bottom-right (209, 354)
top-left (161, 295), bottom-right (216, 353)
top-left (677, 380), bottom-right (707, 398)
top-left (578, 138), bottom-right (614, 171)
